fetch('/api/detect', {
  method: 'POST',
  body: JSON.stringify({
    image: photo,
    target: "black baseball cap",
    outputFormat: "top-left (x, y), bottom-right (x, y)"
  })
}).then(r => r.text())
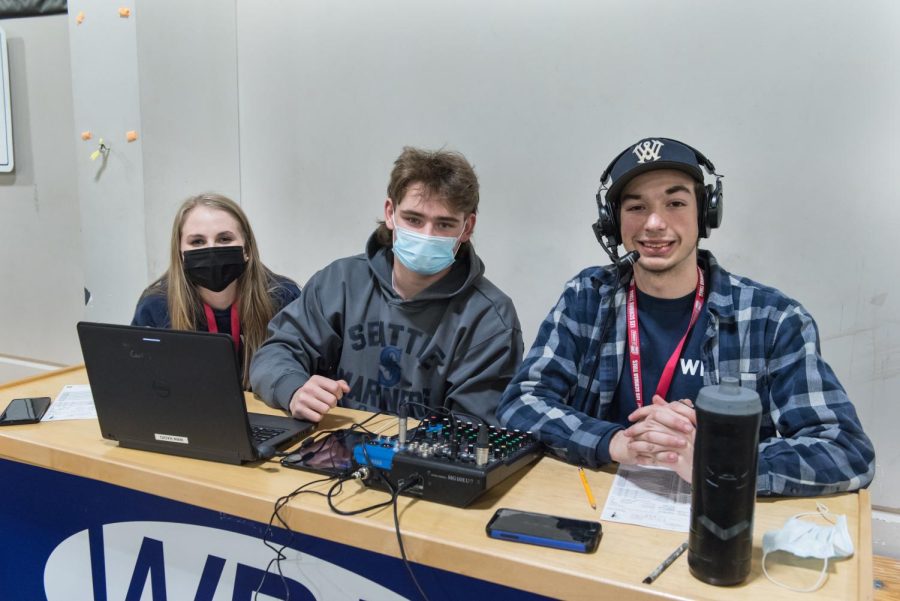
top-left (604, 138), bottom-right (705, 207)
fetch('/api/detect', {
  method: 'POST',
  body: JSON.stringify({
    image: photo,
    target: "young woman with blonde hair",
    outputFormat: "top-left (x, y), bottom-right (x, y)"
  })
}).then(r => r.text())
top-left (132, 193), bottom-right (300, 388)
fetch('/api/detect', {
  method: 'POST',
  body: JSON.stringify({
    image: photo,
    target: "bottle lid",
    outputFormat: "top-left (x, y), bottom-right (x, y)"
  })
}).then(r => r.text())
top-left (696, 376), bottom-right (762, 416)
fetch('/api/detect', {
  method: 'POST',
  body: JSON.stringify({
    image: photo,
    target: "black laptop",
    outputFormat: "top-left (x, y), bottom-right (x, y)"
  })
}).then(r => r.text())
top-left (77, 321), bottom-right (314, 464)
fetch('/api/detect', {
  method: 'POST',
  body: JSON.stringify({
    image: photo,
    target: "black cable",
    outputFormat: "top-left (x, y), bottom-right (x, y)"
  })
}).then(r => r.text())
top-left (297, 411), bottom-right (387, 449)
top-left (403, 400), bottom-right (452, 425)
top-left (254, 474), bottom-right (335, 601)
top-left (254, 413), bottom-right (392, 600)
top-left (392, 475), bottom-right (429, 601)
top-left (399, 400), bottom-right (486, 440)
top-left (401, 400), bottom-right (460, 452)
top-left (325, 475), bottom-right (397, 515)
top-left (446, 409), bottom-right (486, 425)
top-left (322, 468), bottom-right (429, 599)
top-left (262, 448), bottom-right (299, 459)
top-left (315, 424), bottom-right (430, 599)
top-left (402, 399), bottom-right (446, 419)
top-left (405, 404), bottom-right (493, 462)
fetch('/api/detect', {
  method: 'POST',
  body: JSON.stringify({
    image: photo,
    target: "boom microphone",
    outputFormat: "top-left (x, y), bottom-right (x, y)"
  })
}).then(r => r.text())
top-left (616, 250), bottom-right (639, 270)
top-left (593, 220), bottom-right (640, 272)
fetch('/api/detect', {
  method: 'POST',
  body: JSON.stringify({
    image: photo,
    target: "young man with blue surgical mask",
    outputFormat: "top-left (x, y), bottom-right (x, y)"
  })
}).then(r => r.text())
top-left (250, 147), bottom-right (523, 425)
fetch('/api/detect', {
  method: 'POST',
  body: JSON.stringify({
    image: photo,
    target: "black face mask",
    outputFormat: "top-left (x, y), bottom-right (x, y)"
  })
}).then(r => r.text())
top-left (182, 246), bottom-right (247, 292)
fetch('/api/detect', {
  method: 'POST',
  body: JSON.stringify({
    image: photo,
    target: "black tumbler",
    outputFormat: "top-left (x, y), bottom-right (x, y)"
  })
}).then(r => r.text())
top-left (688, 376), bottom-right (761, 586)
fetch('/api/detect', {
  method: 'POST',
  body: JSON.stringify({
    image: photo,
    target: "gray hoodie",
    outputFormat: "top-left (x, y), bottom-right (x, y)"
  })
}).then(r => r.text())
top-left (249, 235), bottom-right (523, 425)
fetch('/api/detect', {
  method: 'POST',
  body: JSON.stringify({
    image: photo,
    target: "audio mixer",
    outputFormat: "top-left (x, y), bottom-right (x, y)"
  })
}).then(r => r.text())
top-left (353, 415), bottom-right (542, 507)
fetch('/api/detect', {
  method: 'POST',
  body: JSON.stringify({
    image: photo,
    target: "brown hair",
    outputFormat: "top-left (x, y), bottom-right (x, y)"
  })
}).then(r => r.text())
top-left (374, 146), bottom-right (480, 246)
top-left (143, 193), bottom-right (278, 388)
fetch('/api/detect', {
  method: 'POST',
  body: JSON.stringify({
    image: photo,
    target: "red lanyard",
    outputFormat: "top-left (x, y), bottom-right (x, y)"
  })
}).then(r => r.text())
top-left (203, 301), bottom-right (241, 354)
top-left (626, 265), bottom-right (705, 407)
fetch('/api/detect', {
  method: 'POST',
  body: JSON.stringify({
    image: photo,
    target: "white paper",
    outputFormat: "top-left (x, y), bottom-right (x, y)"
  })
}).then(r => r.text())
top-left (600, 464), bottom-right (692, 532)
top-left (42, 385), bottom-right (97, 421)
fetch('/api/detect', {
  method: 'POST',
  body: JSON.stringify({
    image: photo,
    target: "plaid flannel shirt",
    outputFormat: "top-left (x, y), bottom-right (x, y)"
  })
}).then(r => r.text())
top-left (498, 250), bottom-right (875, 496)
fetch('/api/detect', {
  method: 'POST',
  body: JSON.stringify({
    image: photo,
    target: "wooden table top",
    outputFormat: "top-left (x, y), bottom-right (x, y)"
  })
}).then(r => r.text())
top-left (0, 366), bottom-right (873, 600)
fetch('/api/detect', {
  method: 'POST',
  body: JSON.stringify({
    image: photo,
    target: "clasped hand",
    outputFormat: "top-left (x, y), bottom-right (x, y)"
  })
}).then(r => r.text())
top-left (609, 394), bottom-right (696, 483)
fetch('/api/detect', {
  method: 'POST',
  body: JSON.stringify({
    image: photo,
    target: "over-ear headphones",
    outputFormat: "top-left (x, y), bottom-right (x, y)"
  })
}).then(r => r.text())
top-left (592, 138), bottom-right (723, 250)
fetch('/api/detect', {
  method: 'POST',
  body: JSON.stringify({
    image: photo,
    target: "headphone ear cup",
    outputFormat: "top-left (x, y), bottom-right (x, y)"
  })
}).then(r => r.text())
top-left (698, 184), bottom-right (712, 238)
top-left (705, 179), bottom-right (723, 233)
top-left (594, 191), bottom-right (620, 246)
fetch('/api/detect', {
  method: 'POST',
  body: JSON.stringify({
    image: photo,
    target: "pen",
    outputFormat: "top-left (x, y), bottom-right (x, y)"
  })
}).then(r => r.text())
top-left (643, 541), bottom-right (688, 584)
top-left (578, 467), bottom-right (597, 510)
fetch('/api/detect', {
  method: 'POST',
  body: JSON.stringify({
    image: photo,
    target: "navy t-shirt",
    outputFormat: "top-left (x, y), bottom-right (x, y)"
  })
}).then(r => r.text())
top-left (208, 305), bottom-right (239, 336)
top-left (609, 282), bottom-right (709, 428)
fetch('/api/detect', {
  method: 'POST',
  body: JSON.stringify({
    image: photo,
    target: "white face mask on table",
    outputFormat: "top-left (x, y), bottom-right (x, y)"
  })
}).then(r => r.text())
top-left (761, 502), bottom-right (854, 592)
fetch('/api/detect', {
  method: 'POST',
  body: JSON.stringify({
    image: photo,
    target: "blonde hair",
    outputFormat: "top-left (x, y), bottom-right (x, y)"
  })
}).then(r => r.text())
top-left (147, 193), bottom-right (279, 388)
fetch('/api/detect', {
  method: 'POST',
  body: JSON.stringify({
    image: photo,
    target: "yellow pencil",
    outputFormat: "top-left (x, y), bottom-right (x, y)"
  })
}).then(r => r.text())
top-left (578, 467), bottom-right (597, 510)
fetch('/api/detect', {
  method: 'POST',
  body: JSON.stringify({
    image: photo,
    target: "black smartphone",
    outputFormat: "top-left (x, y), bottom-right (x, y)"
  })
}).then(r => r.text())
top-left (486, 508), bottom-right (602, 553)
top-left (0, 397), bottom-right (52, 426)
top-left (281, 430), bottom-right (365, 477)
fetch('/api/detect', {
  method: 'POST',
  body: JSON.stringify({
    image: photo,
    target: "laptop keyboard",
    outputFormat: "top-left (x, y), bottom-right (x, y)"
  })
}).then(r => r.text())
top-left (250, 425), bottom-right (287, 444)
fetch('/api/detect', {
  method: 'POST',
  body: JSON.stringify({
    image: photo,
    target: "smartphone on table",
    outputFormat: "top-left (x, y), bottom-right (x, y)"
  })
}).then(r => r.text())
top-left (0, 397), bottom-right (52, 426)
top-left (486, 507), bottom-right (602, 553)
top-left (281, 429), bottom-right (365, 477)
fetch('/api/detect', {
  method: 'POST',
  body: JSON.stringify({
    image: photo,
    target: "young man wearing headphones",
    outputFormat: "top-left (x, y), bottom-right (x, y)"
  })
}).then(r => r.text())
top-left (251, 146), bottom-right (522, 426)
top-left (497, 137), bottom-right (875, 496)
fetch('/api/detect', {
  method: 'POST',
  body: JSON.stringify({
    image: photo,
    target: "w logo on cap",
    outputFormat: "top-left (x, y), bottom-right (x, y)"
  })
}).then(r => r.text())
top-left (632, 139), bottom-right (664, 163)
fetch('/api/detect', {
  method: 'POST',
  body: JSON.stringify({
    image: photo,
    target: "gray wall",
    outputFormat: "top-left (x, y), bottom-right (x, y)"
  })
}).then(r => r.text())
top-left (69, 0), bottom-right (243, 329)
top-left (68, 1), bottom-right (148, 327)
top-left (0, 15), bottom-right (82, 381)
top-left (134, 1), bottom-right (241, 280)
top-left (2, 0), bottom-right (898, 555)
